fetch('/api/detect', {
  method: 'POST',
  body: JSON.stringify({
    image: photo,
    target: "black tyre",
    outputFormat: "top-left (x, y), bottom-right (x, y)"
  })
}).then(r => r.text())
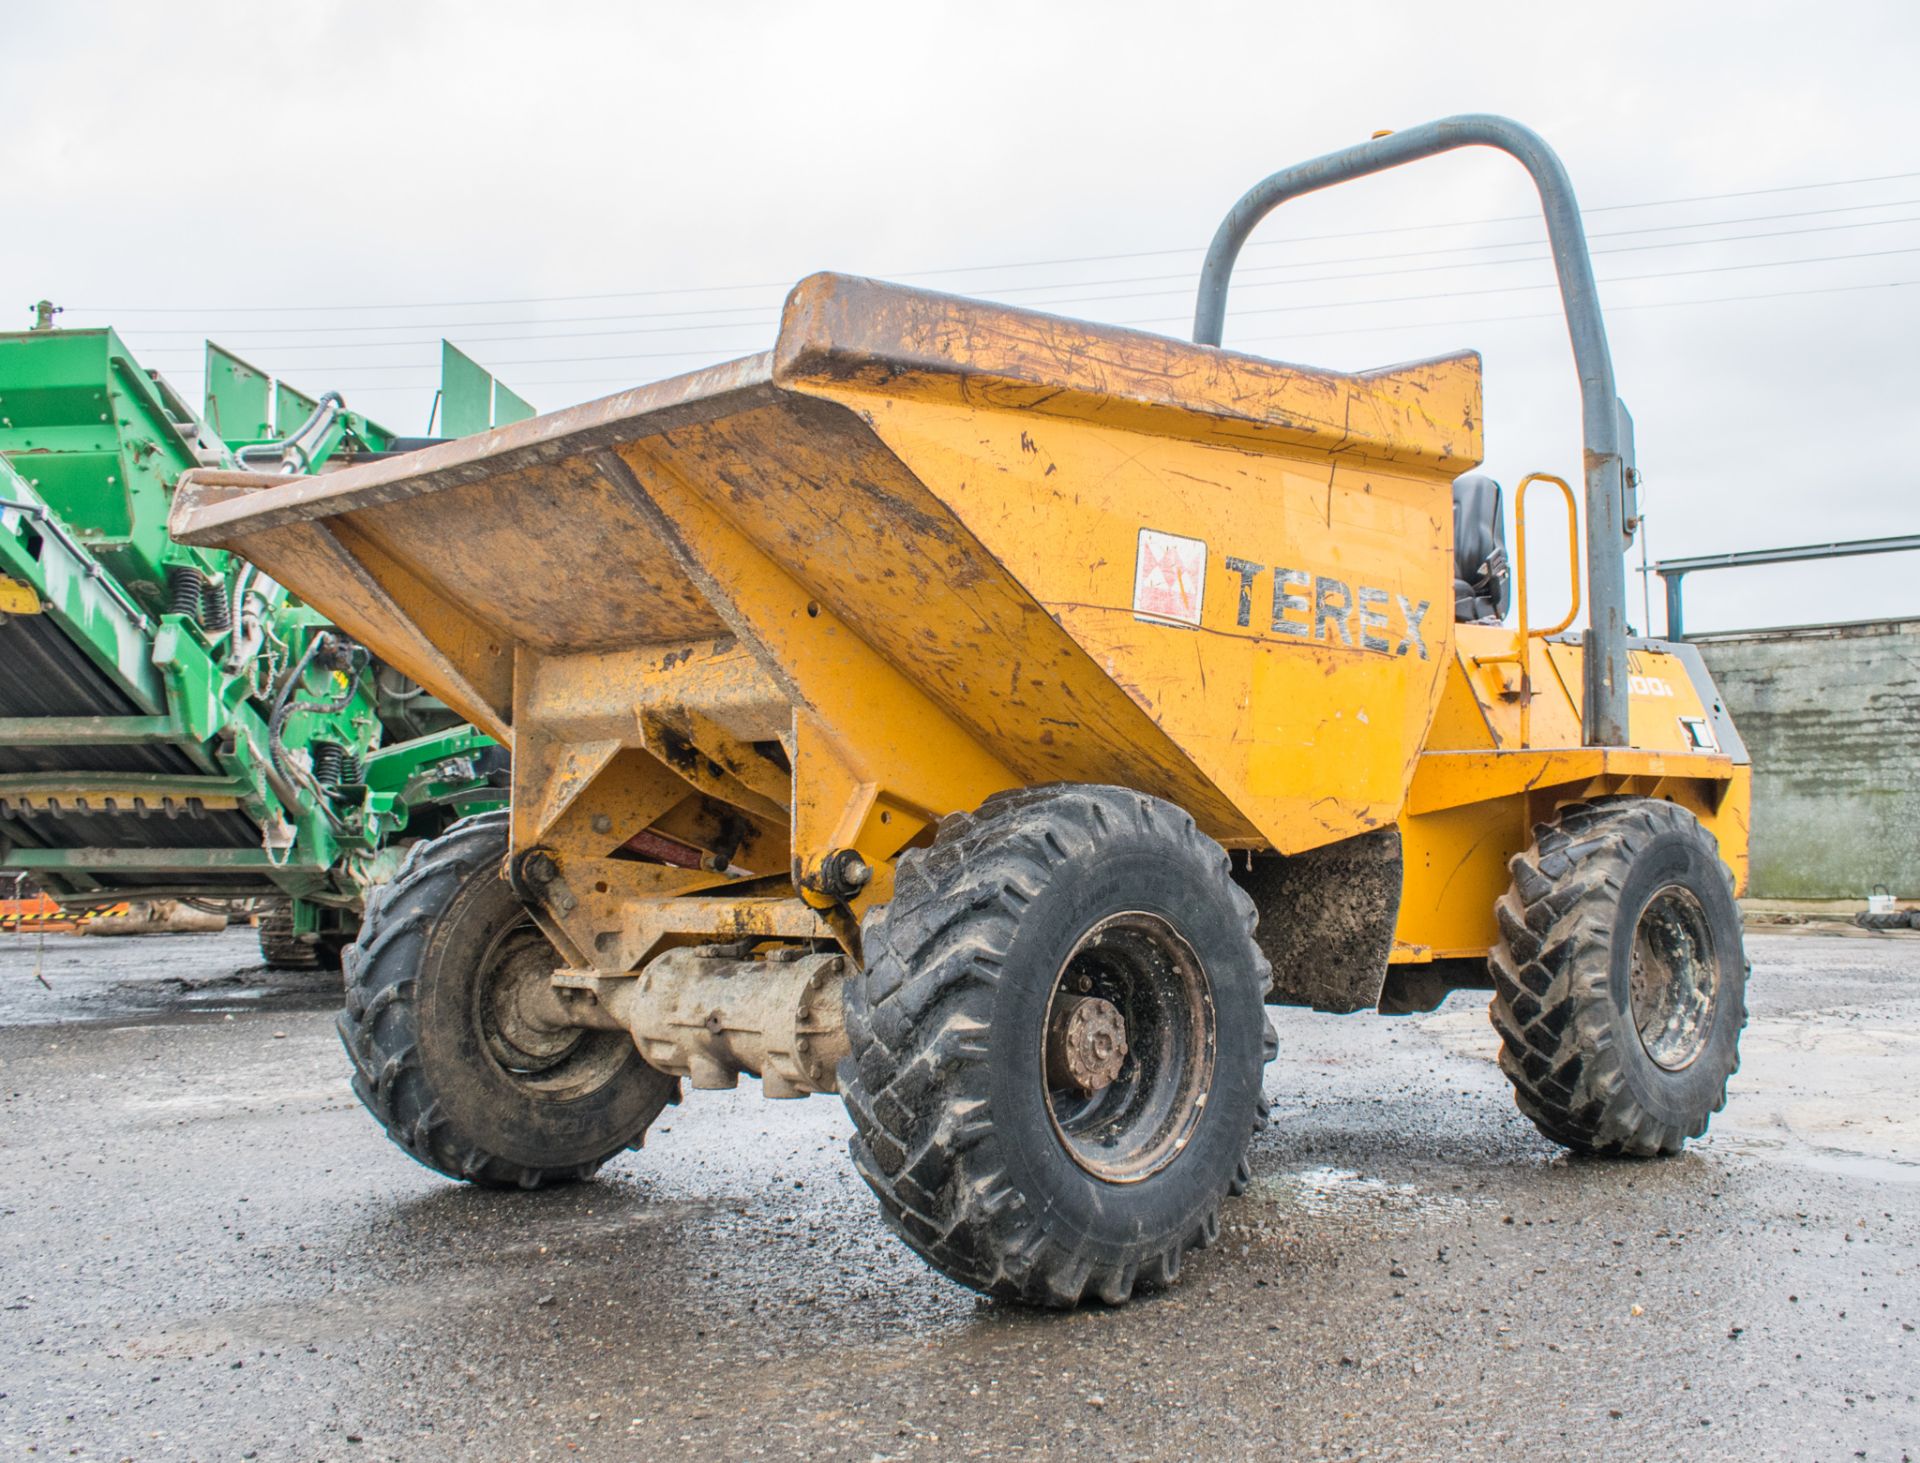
top-left (257, 903), bottom-right (330, 971)
top-left (338, 810), bottom-right (675, 1188)
top-left (841, 784), bottom-right (1276, 1306)
top-left (1853, 909), bottom-right (1912, 931)
top-left (1489, 798), bottom-right (1748, 1157)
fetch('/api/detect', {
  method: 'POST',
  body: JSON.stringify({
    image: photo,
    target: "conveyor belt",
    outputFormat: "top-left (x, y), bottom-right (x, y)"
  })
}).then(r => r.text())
top-left (0, 612), bottom-right (261, 865)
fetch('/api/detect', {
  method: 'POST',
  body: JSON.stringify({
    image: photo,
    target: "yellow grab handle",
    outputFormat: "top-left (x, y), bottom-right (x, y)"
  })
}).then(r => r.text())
top-left (1514, 472), bottom-right (1580, 641)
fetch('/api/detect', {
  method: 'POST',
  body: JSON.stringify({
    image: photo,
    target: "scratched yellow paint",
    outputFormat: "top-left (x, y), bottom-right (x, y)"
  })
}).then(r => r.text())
top-left (1392, 627), bottom-right (1752, 951)
top-left (1544, 642), bottom-right (1725, 754)
top-left (791, 374), bottom-right (1460, 850)
top-left (171, 272), bottom-right (1748, 971)
top-left (1397, 796), bottom-right (1523, 958)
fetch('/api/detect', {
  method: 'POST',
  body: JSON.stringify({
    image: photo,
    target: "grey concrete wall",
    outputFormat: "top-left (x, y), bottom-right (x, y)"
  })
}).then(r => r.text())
top-left (1691, 619), bottom-right (1920, 899)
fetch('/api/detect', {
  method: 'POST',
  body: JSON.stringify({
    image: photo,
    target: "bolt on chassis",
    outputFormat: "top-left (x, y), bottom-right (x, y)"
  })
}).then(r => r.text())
top-left (170, 116), bottom-right (1751, 1307)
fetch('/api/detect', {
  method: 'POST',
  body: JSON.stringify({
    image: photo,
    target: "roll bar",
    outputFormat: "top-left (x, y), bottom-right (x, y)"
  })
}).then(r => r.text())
top-left (1192, 114), bottom-right (1635, 747)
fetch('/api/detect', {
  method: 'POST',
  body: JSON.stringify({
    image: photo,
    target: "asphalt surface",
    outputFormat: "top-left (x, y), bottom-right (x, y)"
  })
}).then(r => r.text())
top-left (1, 925), bottom-right (1914, 1461)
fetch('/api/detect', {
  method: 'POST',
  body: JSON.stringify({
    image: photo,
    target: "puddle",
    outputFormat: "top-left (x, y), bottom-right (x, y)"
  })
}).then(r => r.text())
top-left (1415, 994), bottom-right (1920, 1187)
top-left (115, 975), bottom-right (339, 1015)
top-left (1698, 1130), bottom-right (1920, 1186)
top-left (127, 1086), bottom-right (347, 1113)
top-left (2, 929), bottom-right (337, 1026)
top-left (1250, 1164), bottom-right (1485, 1221)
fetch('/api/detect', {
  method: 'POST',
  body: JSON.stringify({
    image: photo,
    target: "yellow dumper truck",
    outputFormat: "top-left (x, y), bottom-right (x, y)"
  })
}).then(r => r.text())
top-left (171, 115), bottom-right (1750, 1306)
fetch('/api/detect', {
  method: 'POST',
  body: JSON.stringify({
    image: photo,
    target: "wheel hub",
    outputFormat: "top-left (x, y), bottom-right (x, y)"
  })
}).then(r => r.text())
top-left (476, 922), bottom-right (634, 1098)
top-left (484, 927), bottom-right (584, 1071)
top-left (1629, 884), bottom-right (1721, 1071)
top-left (1046, 994), bottom-right (1129, 1094)
top-left (1042, 911), bottom-right (1216, 1184)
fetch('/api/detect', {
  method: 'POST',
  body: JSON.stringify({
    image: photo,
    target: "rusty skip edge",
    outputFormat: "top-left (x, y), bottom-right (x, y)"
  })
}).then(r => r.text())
top-left (772, 274), bottom-right (1480, 466)
top-left (168, 274), bottom-right (1480, 553)
top-left (166, 351), bottom-right (781, 547)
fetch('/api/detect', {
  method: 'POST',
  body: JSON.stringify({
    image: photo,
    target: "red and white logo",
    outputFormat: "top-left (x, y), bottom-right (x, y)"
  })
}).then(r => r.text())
top-left (1133, 528), bottom-right (1206, 627)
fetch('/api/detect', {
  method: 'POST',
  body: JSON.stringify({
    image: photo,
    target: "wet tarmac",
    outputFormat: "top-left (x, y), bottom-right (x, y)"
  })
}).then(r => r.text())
top-left (1, 925), bottom-right (1914, 1460)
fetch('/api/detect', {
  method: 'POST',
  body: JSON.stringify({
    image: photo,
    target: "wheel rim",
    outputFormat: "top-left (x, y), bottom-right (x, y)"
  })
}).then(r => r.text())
top-left (1628, 884), bottom-right (1721, 1071)
top-left (476, 920), bottom-right (632, 1101)
top-left (1041, 911), bottom-right (1216, 1183)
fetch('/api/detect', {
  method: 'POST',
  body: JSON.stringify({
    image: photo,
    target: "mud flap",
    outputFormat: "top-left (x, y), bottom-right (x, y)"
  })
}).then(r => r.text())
top-left (1234, 826), bottom-right (1401, 1013)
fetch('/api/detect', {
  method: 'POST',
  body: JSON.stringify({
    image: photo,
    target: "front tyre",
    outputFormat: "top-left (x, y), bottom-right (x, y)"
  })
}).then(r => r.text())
top-left (841, 784), bottom-right (1276, 1306)
top-left (1489, 798), bottom-right (1748, 1157)
top-left (338, 810), bottom-right (676, 1188)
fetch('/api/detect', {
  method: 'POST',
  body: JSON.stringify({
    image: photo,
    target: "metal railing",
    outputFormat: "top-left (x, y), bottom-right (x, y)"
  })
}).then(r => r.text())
top-left (1653, 534), bottom-right (1920, 638)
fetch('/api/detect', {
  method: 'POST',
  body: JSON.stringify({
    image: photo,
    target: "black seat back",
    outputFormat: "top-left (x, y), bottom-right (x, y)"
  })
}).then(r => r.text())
top-left (1452, 474), bottom-right (1511, 624)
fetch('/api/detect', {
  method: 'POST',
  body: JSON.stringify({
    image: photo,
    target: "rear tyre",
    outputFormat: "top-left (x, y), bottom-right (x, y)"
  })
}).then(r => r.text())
top-left (841, 784), bottom-right (1276, 1306)
top-left (1489, 798), bottom-right (1748, 1157)
top-left (338, 810), bottom-right (676, 1188)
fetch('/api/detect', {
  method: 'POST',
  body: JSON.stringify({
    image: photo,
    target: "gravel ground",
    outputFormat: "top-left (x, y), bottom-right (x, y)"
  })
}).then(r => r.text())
top-left (1, 925), bottom-right (1914, 1461)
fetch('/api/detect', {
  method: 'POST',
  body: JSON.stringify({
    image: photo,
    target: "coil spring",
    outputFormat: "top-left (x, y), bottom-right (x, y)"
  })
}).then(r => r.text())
top-left (200, 578), bottom-right (232, 633)
top-left (167, 566), bottom-right (207, 621)
top-left (311, 743), bottom-right (348, 786)
top-left (310, 744), bottom-right (364, 788)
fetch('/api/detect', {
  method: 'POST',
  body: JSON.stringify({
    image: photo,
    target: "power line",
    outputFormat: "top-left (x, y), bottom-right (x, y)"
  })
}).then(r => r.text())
top-left (975, 214), bottom-right (1920, 317)
top-left (1236, 275), bottom-right (1919, 347)
top-left (123, 236), bottom-right (1920, 362)
top-left (70, 168), bottom-right (1920, 316)
top-left (116, 199), bottom-right (1920, 345)
top-left (980, 196), bottom-right (1920, 299)
top-left (122, 304), bottom-right (776, 342)
top-left (1123, 246), bottom-right (1920, 329)
top-left (426, 272), bottom-right (1920, 397)
top-left (132, 276), bottom-right (1918, 387)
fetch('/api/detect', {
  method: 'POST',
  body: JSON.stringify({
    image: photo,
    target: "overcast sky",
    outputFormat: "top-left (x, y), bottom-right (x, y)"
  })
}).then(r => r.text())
top-left (6, 0), bottom-right (1915, 635)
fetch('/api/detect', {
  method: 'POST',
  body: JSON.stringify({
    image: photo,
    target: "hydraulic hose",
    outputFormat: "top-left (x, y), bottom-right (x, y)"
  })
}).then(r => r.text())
top-left (265, 632), bottom-right (369, 835)
top-left (235, 391), bottom-right (345, 476)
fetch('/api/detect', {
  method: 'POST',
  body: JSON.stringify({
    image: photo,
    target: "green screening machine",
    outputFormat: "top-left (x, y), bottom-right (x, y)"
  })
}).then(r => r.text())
top-left (0, 316), bottom-right (517, 966)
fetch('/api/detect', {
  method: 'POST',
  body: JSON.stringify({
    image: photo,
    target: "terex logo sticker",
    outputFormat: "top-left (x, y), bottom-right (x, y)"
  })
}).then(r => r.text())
top-left (1133, 528), bottom-right (1206, 627)
top-left (1222, 557), bottom-right (1430, 660)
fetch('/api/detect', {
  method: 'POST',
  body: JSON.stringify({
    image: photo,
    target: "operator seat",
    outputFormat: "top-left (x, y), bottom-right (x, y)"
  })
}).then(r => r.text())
top-left (1452, 473), bottom-right (1511, 624)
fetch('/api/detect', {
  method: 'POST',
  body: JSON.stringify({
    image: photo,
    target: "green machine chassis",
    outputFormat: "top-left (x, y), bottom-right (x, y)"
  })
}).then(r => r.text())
top-left (0, 323), bottom-right (518, 965)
